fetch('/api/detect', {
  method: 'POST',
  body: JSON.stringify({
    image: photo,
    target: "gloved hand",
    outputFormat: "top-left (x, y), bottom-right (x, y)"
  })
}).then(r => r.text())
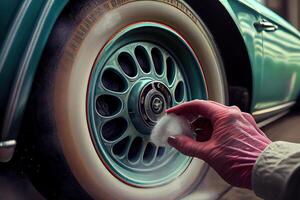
top-left (167, 100), bottom-right (272, 189)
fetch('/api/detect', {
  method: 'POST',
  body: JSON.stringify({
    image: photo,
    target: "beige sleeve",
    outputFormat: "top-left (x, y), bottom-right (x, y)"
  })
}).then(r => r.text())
top-left (252, 141), bottom-right (300, 200)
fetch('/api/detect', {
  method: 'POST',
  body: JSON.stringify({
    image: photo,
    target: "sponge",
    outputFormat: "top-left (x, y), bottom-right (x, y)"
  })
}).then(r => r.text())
top-left (150, 114), bottom-right (193, 147)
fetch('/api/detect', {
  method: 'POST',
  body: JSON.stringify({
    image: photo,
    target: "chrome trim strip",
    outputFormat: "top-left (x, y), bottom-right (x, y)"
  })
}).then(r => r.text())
top-left (0, 140), bottom-right (16, 148)
top-left (252, 101), bottom-right (295, 117)
top-left (257, 110), bottom-right (290, 128)
top-left (0, 140), bottom-right (16, 163)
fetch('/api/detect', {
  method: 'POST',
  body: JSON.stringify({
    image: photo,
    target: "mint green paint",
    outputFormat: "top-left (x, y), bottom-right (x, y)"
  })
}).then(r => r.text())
top-left (253, 2), bottom-right (300, 110)
top-left (88, 23), bottom-right (207, 186)
top-left (0, 0), bottom-right (22, 50)
top-left (220, 0), bottom-right (300, 112)
top-left (219, 0), bottom-right (264, 112)
top-left (0, 0), bottom-right (68, 140)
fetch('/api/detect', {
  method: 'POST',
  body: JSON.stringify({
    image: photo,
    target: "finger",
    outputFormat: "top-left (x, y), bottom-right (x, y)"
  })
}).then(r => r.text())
top-left (166, 100), bottom-right (226, 122)
top-left (166, 101), bottom-right (202, 121)
top-left (169, 111), bottom-right (198, 122)
top-left (167, 135), bottom-right (208, 159)
top-left (207, 100), bottom-right (228, 108)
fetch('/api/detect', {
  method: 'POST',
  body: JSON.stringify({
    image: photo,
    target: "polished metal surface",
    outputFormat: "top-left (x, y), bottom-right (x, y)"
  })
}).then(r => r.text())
top-left (0, 140), bottom-right (16, 163)
top-left (254, 19), bottom-right (278, 32)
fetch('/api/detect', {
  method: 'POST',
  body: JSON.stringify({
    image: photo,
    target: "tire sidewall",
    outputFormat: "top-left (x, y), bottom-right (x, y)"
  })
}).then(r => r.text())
top-left (53, 1), bottom-right (227, 199)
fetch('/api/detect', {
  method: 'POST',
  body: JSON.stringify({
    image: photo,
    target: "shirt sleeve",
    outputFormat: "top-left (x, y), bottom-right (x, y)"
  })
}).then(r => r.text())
top-left (252, 141), bottom-right (300, 200)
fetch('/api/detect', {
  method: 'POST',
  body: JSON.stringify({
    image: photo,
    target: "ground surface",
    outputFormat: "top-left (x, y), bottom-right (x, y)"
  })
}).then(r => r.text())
top-left (1, 111), bottom-right (300, 200)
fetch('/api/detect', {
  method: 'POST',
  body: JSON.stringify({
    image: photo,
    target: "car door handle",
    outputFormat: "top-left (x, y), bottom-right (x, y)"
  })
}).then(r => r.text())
top-left (254, 20), bottom-right (278, 32)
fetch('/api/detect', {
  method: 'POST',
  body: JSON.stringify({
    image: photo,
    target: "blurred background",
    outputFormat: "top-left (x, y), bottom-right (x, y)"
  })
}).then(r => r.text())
top-left (260, 0), bottom-right (300, 30)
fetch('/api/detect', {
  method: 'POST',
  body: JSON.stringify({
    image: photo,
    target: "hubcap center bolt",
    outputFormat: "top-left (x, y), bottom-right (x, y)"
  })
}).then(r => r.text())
top-left (151, 96), bottom-right (164, 114)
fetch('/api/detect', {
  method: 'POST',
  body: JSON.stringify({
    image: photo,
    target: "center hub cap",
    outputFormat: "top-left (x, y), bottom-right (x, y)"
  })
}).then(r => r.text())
top-left (129, 81), bottom-right (171, 134)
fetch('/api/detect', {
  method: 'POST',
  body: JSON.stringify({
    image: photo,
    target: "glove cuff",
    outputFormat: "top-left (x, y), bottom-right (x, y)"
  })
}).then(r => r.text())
top-left (252, 141), bottom-right (300, 200)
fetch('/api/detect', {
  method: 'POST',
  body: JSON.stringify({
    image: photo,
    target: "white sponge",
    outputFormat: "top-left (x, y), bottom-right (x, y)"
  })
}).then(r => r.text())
top-left (150, 114), bottom-right (193, 147)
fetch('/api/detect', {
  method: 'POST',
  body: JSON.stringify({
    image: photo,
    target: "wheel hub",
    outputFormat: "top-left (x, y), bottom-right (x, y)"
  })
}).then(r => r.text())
top-left (129, 81), bottom-right (171, 134)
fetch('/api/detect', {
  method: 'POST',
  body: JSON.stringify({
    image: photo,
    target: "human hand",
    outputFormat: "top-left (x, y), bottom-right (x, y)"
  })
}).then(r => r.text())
top-left (167, 100), bottom-right (272, 189)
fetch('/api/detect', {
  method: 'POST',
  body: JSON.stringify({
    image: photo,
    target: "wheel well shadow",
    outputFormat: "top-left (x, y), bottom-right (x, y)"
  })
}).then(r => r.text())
top-left (185, 0), bottom-right (253, 112)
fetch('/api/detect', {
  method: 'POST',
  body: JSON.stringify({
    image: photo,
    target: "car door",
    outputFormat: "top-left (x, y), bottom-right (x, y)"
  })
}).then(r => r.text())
top-left (252, 1), bottom-right (300, 111)
top-left (222, 0), bottom-right (264, 110)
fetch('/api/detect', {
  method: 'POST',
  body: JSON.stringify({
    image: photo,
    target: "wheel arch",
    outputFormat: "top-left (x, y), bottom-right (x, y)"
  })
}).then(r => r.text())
top-left (185, 0), bottom-right (253, 112)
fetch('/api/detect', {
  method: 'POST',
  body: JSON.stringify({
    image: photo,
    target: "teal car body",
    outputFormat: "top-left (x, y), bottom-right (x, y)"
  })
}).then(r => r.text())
top-left (221, 0), bottom-right (300, 114)
top-left (1, 0), bottom-right (300, 155)
top-left (0, 0), bottom-right (68, 143)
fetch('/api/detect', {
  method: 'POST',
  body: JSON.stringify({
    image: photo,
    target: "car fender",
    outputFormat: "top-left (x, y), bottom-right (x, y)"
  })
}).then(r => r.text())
top-left (0, 0), bottom-right (68, 161)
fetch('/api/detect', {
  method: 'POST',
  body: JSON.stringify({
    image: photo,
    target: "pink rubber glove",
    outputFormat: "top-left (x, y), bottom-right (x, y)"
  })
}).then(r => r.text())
top-left (167, 100), bottom-right (272, 189)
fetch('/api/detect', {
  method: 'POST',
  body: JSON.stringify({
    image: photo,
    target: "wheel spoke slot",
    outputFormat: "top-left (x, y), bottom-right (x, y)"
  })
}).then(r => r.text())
top-left (112, 136), bottom-right (130, 157)
top-left (151, 48), bottom-right (164, 75)
top-left (128, 137), bottom-right (143, 163)
top-left (175, 81), bottom-right (185, 102)
top-left (143, 142), bottom-right (156, 164)
top-left (102, 69), bottom-right (127, 92)
top-left (156, 147), bottom-right (165, 159)
top-left (118, 52), bottom-right (137, 77)
top-left (135, 46), bottom-right (151, 73)
top-left (96, 95), bottom-right (122, 117)
top-left (102, 118), bottom-right (127, 141)
top-left (166, 57), bottom-right (176, 85)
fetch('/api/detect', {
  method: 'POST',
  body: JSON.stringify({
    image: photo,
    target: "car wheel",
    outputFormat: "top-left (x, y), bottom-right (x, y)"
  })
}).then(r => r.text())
top-left (29, 0), bottom-right (227, 199)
